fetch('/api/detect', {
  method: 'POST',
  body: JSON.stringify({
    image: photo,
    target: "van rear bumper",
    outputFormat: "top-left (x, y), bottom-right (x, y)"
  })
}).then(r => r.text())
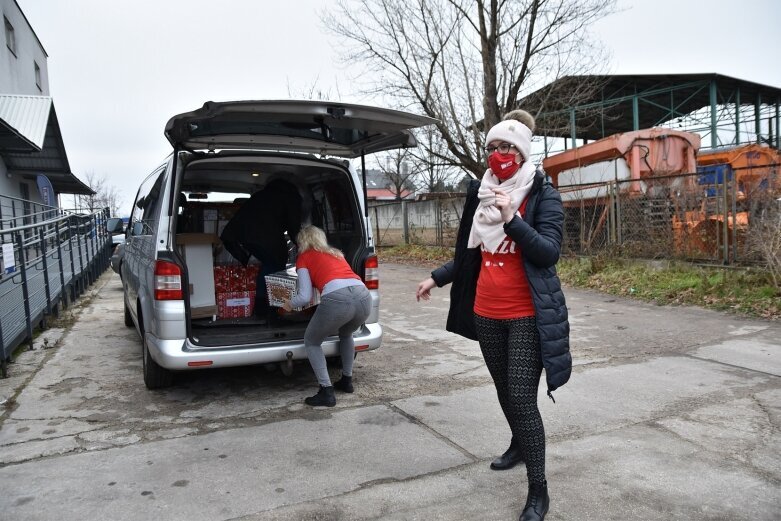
top-left (146, 323), bottom-right (382, 370)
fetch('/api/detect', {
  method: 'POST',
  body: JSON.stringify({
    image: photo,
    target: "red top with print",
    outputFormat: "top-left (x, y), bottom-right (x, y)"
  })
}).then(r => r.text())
top-left (296, 250), bottom-right (360, 292)
top-left (473, 199), bottom-right (535, 319)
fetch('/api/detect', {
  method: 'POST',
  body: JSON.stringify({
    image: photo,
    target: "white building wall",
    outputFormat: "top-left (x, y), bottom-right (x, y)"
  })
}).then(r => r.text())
top-left (0, 0), bottom-right (49, 95)
top-left (0, 157), bottom-right (46, 208)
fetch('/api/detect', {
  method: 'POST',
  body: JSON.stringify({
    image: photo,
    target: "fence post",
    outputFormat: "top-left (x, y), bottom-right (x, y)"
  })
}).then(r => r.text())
top-left (16, 232), bottom-right (34, 350)
top-left (436, 199), bottom-right (445, 246)
top-left (731, 172), bottom-right (738, 263)
top-left (67, 218), bottom-right (77, 300)
top-left (0, 303), bottom-right (5, 377)
top-left (616, 183), bottom-right (623, 246)
top-left (608, 183), bottom-right (616, 245)
top-left (402, 201), bottom-right (409, 245)
top-left (373, 206), bottom-right (380, 248)
top-left (39, 228), bottom-right (52, 316)
top-left (722, 168), bottom-right (729, 264)
top-left (55, 220), bottom-right (67, 309)
top-left (77, 218), bottom-right (86, 294)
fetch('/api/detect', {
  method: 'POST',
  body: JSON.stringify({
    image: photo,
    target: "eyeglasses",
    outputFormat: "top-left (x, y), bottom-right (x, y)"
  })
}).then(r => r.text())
top-left (484, 143), bottom-right (517, 154)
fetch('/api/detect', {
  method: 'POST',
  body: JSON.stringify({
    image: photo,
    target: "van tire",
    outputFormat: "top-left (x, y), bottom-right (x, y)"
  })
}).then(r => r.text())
top-left (143, 334), bottom-right (174, 389)
top-left (139, 308), bottom-right (174, 389)
top-left (124, 298), bottom-right (134, 327)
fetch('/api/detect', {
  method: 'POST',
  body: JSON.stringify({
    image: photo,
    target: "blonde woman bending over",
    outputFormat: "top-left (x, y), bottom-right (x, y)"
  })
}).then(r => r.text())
top-left (283, 225), bottom-right (371, 407)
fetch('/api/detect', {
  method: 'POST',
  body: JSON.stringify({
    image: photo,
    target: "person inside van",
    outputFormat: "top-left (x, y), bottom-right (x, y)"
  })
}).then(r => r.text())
top-left (281, 225), bottom-right (371, 407)
top-left (220, 179), bottom-right (302, 320)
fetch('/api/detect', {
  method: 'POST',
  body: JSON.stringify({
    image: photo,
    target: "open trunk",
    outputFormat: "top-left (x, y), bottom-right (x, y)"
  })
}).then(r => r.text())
top-left (173, 152), bottom-right (369, 347)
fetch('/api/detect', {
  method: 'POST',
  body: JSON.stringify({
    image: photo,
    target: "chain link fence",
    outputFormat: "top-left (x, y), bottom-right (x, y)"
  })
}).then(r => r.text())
top-left (559, 164), bottom-right (780, 265)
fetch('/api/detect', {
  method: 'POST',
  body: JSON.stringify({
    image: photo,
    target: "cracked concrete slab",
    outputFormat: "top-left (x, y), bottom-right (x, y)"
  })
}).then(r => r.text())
top-left (691, 339), bottom-right (781, 376)
top-left (0, 405), bottom-right (470, 521)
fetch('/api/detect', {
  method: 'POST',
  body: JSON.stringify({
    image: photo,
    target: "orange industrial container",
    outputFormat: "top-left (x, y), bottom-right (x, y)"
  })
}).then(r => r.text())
top-left (697, 144), bottom-right (781, 199)
top-left (543, 128), bottom-right (701, 201)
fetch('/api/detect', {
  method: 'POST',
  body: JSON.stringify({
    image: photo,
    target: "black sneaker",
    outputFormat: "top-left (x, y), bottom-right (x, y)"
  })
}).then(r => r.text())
top-left (333, 375), bottom-right (354, 393)
top-left (304, 386), bottom-right (336, 407)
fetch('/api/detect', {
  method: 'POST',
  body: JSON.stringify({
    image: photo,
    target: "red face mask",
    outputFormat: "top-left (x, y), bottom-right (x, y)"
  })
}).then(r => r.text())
top-left (488, 151), bottom-right (520, 181)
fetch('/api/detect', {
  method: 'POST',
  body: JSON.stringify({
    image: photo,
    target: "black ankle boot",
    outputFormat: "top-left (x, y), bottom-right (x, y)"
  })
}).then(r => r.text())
top-left (304, 386), bottom-right (336, 407)
top-left (333, 375), bottom-right (354, 393)
top-left (519, 481), bottom-right (549, 521)
top-left (490, 437), bottom-right (524, 470)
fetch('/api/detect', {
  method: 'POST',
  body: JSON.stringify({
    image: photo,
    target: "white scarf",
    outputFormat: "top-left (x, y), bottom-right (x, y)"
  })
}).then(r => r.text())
top-left (467, 161), bottom-right (536, 253)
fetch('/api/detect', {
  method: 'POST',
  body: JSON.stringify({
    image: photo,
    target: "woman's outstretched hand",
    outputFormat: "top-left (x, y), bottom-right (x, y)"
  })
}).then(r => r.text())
top-left (416, 277), bottom-right (436, 301)
top-left (493, 189), bottom-right (516, 223)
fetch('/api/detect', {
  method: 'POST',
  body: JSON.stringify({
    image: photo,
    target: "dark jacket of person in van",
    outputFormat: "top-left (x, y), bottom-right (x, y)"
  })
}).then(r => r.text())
top-left (221, 179), bottom-right (302, 268)
top-left (221, 179), bottom-right (302, 317)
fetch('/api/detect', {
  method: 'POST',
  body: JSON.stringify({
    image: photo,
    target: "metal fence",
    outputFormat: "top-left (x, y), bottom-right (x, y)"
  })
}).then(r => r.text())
top-left (0, 207), bottom-right (112, 376)
top-left (371, 164), bottom-right (780, 268)
top-left (559, 165), bottom-right (780, 264)
top-left (370, 196), bottom-right (466, 247)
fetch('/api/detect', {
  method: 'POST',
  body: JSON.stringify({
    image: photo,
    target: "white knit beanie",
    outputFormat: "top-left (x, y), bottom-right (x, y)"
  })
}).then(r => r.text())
top-left (485, 120), bottom-right (533, 161)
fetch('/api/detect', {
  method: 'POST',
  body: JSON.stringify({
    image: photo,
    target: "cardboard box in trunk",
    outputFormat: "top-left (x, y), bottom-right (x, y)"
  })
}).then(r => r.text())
top-left (265, 269), bottom-right (319, 311)
top-left (216, 291), bottom-right (255, 319)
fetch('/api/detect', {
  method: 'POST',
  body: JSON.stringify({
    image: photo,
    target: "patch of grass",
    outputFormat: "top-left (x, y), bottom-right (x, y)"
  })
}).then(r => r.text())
top-left (558, 256), bottom-right (780, 320)
top-left (376, 245), bottom-right (780, 319)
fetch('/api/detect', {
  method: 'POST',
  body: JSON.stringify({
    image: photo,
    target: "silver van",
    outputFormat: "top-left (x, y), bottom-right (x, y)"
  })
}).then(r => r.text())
top-left (119, 101), bottom-right (434, 388)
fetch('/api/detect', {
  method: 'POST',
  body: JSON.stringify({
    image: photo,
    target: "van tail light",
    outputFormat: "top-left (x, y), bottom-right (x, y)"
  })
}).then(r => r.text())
top-left (154, 260), bottom-right (183, 300)
top-left (364, 254), bottom-right (379, 290)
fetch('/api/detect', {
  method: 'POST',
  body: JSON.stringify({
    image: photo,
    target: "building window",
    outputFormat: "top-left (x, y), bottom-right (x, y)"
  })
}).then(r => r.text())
top-left (4, 16), bottom-right (15, 56)
top-left (34, 61), bottom-right (41, 91)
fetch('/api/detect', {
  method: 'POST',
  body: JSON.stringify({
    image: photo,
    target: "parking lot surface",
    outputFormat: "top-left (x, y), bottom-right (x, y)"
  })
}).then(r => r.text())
top-left (0, 264), bottom-right (779, 520)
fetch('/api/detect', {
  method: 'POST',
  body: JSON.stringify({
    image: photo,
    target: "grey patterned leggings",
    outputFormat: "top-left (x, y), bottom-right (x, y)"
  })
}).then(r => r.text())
top-left (474, 314), bottom-right (546, 485)
top-left (304, 285), bottom-right (372, 387)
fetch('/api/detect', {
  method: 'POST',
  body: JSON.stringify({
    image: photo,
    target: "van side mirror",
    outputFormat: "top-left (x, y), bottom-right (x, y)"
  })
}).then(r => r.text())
top-left (131, 221), bottom-right (145, 236)
top-left (107, 217), bottom-right (124, 234)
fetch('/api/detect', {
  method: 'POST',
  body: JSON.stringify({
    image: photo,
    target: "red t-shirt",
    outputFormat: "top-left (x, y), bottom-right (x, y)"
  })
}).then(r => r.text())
top-left (473, 200), bottom-right (535, 319)
top-left (295, 250), bottom-right (361, 292)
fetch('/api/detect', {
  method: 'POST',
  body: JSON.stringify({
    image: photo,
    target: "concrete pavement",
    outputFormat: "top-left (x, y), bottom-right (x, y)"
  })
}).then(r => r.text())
top-left (0, 263), bottom-right (779, 520)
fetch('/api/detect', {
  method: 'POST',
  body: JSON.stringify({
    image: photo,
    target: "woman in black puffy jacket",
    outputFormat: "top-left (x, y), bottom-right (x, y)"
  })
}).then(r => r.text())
top-left (416, 110), bottom-right (570, 521)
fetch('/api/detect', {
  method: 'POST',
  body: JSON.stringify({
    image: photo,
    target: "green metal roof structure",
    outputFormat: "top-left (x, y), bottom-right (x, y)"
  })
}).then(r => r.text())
top-left (515, 73), bottom-right (781, 154)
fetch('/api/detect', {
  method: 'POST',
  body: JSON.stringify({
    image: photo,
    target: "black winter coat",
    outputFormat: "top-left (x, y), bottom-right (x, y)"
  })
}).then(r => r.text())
top-left (221, 180), bottom-right (302, 267)
top-left (431, 172), bottom-right (571, 394)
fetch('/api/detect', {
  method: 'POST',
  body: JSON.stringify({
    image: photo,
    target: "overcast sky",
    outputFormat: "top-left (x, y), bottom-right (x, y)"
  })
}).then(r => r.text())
top-left (19, 0), bottom-right (781, 214)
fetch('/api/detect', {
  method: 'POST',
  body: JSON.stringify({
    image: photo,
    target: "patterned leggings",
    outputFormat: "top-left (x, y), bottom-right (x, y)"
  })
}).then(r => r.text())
top-left (474, 314), bottom-right (546, 485)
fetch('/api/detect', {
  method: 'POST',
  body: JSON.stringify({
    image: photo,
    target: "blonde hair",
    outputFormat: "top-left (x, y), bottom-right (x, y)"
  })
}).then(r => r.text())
top-left (296, 225), bottom-right (344, 258)
top-left (503, 109), bottom-right (536, 132)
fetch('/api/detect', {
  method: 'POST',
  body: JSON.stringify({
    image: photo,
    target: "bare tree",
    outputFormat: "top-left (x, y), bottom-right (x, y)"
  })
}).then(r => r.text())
top-left (376, 148), bottom-right (420, 200)
top-left (286, 75), bottom-right (344, 101)
top-left (77, 172), bottom-right (120, 216)
top-left (411, 124), bottom-right (462, 192)
top-left (748, 201), bottom-right (781, 289)
top-left (325, 0), bottom-right (615, 178)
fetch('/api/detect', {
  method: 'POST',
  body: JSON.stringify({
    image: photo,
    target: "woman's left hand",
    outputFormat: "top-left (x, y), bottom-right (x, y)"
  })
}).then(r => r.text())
top-left (281, 300), bottom-right (293, 312)
top-left (493, 189), bottom-right (516, 223)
